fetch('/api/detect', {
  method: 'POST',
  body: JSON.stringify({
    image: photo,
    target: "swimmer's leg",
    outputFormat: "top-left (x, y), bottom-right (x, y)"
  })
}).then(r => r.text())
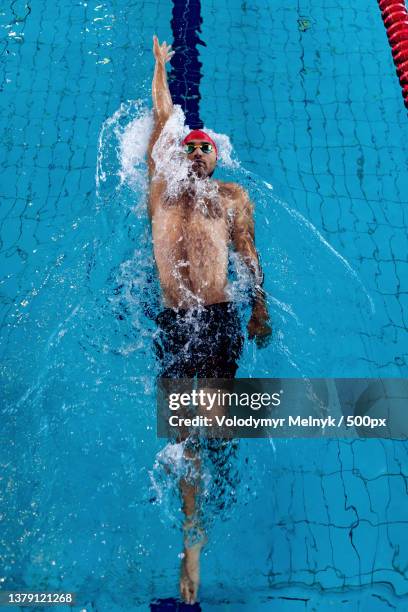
top-left (178, 311), bottom-right (242, 603)
top-left (179, 438), bottom-right (207, 605)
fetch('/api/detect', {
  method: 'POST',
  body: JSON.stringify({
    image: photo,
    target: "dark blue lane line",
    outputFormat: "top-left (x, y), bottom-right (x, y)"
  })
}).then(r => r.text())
top-left (169, 0), bottom-right (205, 129)
top-left (150, 597), bottom-right (202, 611)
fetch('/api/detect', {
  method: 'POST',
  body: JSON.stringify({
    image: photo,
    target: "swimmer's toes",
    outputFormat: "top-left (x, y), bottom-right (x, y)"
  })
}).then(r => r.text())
top-left (180, 576), bottom-right (196, 605)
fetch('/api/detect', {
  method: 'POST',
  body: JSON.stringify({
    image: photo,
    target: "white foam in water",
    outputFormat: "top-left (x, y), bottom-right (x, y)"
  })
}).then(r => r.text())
top-left (154, 440), bottom-right (186, 475)
top-left (119, 109), bottom-right (153, 189)
top-left (96, 99), bottom-right (153, 210)
top-left (149, 440), bottom-right (213, 528)
top-left (97, 109), bottom-right (237, 260)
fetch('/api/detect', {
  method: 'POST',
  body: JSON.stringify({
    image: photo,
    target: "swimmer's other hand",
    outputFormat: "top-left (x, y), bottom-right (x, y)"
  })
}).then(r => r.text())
top-left (247, 309), bottom-right (272, 349)
top-left (153, 34), bottom-right (175, 65)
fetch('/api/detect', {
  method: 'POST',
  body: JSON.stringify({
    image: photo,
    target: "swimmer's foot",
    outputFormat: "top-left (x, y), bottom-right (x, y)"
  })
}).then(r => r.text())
top-left (179, 531), bottom-right (207, 605)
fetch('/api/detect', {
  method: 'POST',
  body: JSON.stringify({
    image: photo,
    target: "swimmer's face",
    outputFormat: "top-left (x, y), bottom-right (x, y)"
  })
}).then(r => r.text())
top-left (185, 140), bottom-right (217, 178)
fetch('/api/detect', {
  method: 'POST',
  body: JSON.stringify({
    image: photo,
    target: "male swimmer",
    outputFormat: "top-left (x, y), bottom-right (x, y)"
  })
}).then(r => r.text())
top-left (147, 35), bottom-right (271, 604)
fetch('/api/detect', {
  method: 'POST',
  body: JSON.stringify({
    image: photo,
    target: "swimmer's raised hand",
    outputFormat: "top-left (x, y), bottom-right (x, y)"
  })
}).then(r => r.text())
top-left (149, 35), bottom-right (175, 175)
top-left (153, 35), bottom-right (175, 65)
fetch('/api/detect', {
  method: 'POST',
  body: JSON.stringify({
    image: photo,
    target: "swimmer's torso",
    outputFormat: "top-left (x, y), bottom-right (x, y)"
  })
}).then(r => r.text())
top-left (150, 179), bottom-right (235, 309)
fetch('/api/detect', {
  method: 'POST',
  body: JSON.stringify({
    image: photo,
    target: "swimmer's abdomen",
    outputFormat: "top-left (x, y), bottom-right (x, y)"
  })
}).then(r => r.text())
top-left (152, 207), bottom-right (229, 308)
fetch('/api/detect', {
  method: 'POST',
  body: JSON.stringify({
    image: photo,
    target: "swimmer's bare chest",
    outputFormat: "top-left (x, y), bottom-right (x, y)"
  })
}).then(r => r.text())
top-left (149, 179), bottom-right (235, 309)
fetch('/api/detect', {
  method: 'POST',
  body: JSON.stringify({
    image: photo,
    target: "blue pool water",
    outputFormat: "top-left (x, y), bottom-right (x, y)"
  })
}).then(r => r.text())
top-left (1, 0), bottom-right (407, 610)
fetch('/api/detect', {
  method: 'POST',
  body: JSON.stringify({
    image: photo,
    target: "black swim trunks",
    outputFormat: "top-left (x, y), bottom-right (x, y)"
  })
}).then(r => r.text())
top-left (154, 302), bottom-right (243, 379)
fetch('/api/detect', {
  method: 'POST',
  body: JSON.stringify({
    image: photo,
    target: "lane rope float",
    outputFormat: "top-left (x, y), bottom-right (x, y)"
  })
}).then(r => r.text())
top-left (378, 0), bottom-right (408, 108)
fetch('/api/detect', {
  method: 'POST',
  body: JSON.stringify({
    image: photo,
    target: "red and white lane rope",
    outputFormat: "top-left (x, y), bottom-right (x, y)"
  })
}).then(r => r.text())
top-left (378, 0), bottom-right (408, 108)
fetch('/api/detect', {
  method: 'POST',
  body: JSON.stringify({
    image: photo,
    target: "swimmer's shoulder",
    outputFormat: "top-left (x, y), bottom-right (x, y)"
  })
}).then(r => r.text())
top-left (215, 180), bottom-right (247, 201)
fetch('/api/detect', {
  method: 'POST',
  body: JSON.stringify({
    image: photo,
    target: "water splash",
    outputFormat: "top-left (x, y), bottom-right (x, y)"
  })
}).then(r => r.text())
top-left (96, 99), bottom-right (152, 210)
top-left (93, 99), bottom-right (378, 532)
top-left (149, 438), bottom-right (242, 534)
top-left (258, 173), bottom-right (375, 314)
top-left (95, 98), bottom-right (376, 378)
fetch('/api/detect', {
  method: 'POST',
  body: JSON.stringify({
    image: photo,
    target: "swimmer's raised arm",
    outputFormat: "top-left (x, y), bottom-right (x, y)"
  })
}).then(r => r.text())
top-left (231, 186), bottom-right (272, 348)
top-left (147, 35), bottom-right (175, 178)
top-left (152, 35), bottom-right (174, 124)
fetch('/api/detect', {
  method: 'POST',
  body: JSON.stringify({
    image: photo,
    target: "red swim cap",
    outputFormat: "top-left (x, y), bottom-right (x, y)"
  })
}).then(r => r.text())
top-left (182, 129), bottom-right (218, 158)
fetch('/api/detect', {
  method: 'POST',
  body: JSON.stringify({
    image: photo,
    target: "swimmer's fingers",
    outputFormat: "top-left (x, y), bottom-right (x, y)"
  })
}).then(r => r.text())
top-left (162, 41), bottom-right (175, 63)
top-left (152, 34), bottom-right (161, 59)
top-left (153, 35), bottom-right (175, 63)
top-left (164, 49), bottom-right (175, 63)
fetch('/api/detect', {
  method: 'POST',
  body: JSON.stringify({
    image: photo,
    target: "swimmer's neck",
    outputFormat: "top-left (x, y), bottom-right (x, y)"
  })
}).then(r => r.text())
top-left (173, 176), bottom-right (219, 199)
top-left (185, 173), bottom-right (214, 186)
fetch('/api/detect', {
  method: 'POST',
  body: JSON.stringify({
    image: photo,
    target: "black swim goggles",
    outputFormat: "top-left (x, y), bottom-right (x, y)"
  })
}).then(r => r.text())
top-left (184, 142), bottom-right (214, 154)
